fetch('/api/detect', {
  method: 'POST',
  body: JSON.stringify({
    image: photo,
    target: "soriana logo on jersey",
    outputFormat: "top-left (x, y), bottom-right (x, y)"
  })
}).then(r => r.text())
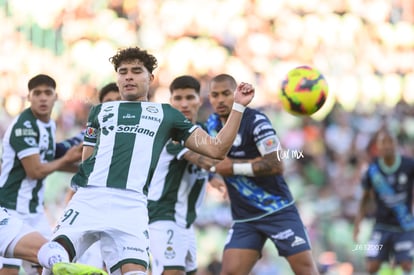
top-left (117, 124), bottom-right (155, 137)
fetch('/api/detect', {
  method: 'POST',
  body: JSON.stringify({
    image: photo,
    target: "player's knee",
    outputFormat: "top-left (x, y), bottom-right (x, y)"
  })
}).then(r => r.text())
top-left (0, 267), bottom-right (19, 275)
top-left (400, 260), bottom-right (412, 272)
top-left (365, 261), bottom-right (381, 273)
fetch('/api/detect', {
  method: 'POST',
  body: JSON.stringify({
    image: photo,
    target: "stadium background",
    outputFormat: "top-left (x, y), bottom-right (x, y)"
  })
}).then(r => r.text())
top-left (0, 0), bottom-right (413, 274)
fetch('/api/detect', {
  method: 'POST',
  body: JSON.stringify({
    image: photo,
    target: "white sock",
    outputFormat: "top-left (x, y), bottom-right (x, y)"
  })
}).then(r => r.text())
top-left (41, 268), bottom-right (53, 275)
top-left (37, 241), bottom-right (69, 269)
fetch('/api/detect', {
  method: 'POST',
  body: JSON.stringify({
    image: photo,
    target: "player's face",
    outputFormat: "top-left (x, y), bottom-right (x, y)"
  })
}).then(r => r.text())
top-left (170, 88), bottom-right (201, 123)
top-left (377, 133), bottom-right (396, 158)
top-left (28, 84), bottom-right (57, 122)
top-left (209, 80), bottom-right (235, 117)
top-left (116, 59), bottom-right (154, 101)
top-left (102, 91), bottom-right (121, 103)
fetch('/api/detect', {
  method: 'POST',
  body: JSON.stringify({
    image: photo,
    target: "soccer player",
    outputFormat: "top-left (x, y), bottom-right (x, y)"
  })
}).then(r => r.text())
top-left (98, 82), bottom-right (122, 103)
top-left (50, 47), bottom-right (254, 275)
top-left (205, 74), bottom-right (319, 275)
top-left (148, 75), bottom-right (218, 275)
top-left (353, 128), bottom-right (414, 275)
top-left (0, 74), bottom-right (82, 275)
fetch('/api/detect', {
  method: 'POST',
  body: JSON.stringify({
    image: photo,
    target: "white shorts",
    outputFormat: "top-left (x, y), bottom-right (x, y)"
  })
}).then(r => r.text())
top-left (149, 220), bottom-right (197, 275)
top-left (6, 209), bottom-right (52, 237)
top-left (0, 207), bottom-right (46, 270)
top-left (52, 186), bottom-right (149, 273)
top-left (76, 241), bottom-right (105, 270)
top-left (0, 207), bottom-right (26, 257)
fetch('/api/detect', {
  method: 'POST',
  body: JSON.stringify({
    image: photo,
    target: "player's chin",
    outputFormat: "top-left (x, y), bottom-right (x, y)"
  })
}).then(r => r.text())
top-left (216, 108), bottom-right (230, 116)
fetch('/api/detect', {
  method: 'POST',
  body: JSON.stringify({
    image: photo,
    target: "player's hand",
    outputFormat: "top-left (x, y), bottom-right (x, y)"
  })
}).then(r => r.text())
top-left (63, 144), bottom-right (82, 163)
top-left (209, 174), bottom-right (228, 200)
top-left (214, 157), bottom-right (234, 177)
top-left (234, 82), bottom-right (254, 107)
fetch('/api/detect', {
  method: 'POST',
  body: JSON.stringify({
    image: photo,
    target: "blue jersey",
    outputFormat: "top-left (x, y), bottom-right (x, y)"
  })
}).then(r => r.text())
top-left (362, 155), bottom-right (414, 231)
top-left (206, 108), bottom-right (294, 222)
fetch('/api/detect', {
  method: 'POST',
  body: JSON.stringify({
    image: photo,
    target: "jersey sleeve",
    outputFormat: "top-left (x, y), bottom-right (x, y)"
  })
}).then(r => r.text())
top-left (166, 105), bottom-right (198, 144)
top-left (167, 120), bottom-right (207, 159)
top-left (9, 119), bottom-right (40, 159)
top-left (251, 112), bottom-right (280, 156)
top-left (83, 105), bottom-right (101, 147)
top-left (166, 141), bottom-right (188, 160)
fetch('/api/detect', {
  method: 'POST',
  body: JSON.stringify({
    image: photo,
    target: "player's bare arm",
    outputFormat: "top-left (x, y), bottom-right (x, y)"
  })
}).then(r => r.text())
top-left (251, 152), bottom-right (284, 176)
top-left (212, 152), bottom-right (283, 177)
top-left (81, 145), bottom-right (95, 162)
top-left (353, 189), bottom-right (374, 241)
top-left (20, 145), bottom-right (82, 179)
top-left (182, 150), bottom-right (220, 171)
top-left (58, 163), bottom-right (81, 173)
top-left (184, 82), bottom-right (254, 159)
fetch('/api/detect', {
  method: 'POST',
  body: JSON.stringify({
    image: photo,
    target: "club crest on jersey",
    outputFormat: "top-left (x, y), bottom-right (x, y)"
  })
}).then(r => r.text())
top-left (146, 106), bottom-right (159, 113)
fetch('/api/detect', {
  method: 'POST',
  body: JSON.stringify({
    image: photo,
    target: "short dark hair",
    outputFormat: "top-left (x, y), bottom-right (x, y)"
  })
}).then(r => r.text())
top-left (210, 74), bottom-right (237, 90)
top-left (28, 74), bottom-right (56, 90)
top-left (376, 127), bottom-right (397, 142)
top-left (169, 75), bottom-right (200, 95)
top-left (99, 82), bottom-right (119, 103)
top-left (109, 47), bottom-right (158, 73)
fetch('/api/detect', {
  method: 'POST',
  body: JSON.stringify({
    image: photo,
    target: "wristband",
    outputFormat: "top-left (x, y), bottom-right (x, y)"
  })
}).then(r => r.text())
top-left (233, 163), bottom-right (254, 176)
top-left (232, 102), bottom-right (246, 113)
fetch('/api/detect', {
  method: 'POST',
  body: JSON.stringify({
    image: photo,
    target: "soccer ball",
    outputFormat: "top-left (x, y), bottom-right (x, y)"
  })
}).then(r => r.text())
top-left (280, 65), bottom-right (328, 116)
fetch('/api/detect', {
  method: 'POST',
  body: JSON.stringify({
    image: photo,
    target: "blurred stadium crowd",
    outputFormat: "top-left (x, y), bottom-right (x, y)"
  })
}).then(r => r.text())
top-left (0, 0), bottom-right (414, 274)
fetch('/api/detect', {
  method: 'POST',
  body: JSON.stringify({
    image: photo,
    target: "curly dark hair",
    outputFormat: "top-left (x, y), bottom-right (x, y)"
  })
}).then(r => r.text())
top-left (109, 47), bottom-right (158, 73)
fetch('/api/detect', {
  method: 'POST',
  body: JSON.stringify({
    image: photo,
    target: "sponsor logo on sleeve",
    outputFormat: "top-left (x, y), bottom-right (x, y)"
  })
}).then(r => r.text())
top-left (85, 127), bottom-right (97, 138)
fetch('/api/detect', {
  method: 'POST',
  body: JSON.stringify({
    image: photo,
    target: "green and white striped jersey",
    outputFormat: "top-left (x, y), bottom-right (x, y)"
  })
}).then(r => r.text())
top-left (72, 101), bottom-right (197, 195)
top-left (0, 108), bottom-right (56, 213)
top-left (148, 138), bottom-right (209, 228)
